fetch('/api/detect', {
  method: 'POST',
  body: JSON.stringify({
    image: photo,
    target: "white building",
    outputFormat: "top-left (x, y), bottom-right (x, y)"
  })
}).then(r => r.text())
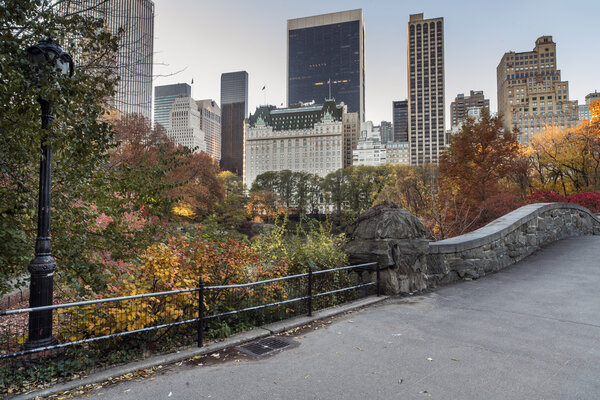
top-left (196, 99), bottom-right (221, 161)
top-left (386, 141), bottom-right (410, 165)
top-left (168, 97), bottom-right (206, 153)
top-left (243, 100), bottom-right (345, 188)
top-left (352, 121), bottom-right (387, 166)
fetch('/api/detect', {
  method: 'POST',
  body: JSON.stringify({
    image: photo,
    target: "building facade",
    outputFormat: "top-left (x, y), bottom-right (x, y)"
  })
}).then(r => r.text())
top-left (287, 9), bottom-right (365, 121)
top-left (450, 90), bottom-right (490, 128)
top-left (579, 91), bottom-right (600, 121)
top-left (379, 121), bottom-right (393, 144)
top-left (154, 83), bottom-right (191, 130)
top-left (57, 0), bottom-right (154, 119)
top-left (221, 71), bottom-right (248, 175)
top-left (407, 13), bottom-right (446, 165)
top-left (167, 97), bottom-right (206, 153)
top-left (342, 112), bottom-right (360, 167)
top-left (386, 141), bottom-right (410, 165)
top-left (196, 99), bottom-right (221, 161)
top-left (352, 121), bottom-right (386, 166)
top-left (392, 100), bottom-right (408, 142)
top-left (243, 100), bottom-right (345, 188)
top-left (497, 36), bottom-right (579, 142)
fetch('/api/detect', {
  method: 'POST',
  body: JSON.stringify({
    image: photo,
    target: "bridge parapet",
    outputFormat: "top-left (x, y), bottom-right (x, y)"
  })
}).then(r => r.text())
top-left (345, 202), bottom-right (600, 295)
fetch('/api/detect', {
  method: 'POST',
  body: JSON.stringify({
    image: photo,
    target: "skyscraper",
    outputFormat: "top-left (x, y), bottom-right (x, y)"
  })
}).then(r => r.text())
top-left (450, 90), bottom-right (490, 128)
top-left (407, 13), bottom-right (445, 165)
top-left (196, 99), bottom-right (221, 161)
top-left (497, 36), bottom-right (579, 142)
top-left (392, 100), bottom-right (408, 142)
top-left (154, 83), bottom-right (191, 130)
top-left (287, 9), bottom-right (365, 121)
top-left (220, 71), bottom-right (248, 175)
top-left (342, 112), bottom-right (360, 167)
top-left (167, 96), bottom-right (206, 153)
top-left (379, 121), bottom-right (393, 144)
top-left (57, 0), bottom-right (154, 119)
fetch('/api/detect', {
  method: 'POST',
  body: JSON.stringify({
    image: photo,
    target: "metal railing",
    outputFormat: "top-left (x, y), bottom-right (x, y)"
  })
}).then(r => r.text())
top-left (0, 262), bottom-right (379, 359)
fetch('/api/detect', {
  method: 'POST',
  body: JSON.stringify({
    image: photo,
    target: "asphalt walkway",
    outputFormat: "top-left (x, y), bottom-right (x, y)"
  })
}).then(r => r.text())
top-left (71, 236), bottom-right (600, 400)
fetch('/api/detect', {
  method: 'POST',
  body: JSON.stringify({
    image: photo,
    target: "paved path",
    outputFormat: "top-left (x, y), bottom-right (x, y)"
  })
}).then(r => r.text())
top-left (73, 236), bottom-right (600, 400)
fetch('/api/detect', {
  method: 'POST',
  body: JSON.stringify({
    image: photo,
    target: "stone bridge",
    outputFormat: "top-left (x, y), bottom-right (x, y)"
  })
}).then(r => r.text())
top-left (344, 202), bottom-right (600, 294)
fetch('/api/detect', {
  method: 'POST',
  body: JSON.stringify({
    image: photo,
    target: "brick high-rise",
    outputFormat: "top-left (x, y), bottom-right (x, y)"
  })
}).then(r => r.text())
top-left (497, 36), bottom-right (579, 143)
top-left (407, 13), bottom-right (445, 165)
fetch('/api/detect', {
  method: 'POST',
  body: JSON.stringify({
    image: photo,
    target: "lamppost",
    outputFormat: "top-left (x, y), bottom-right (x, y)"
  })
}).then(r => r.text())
top-left (23, 38), bottom-right (74, 350)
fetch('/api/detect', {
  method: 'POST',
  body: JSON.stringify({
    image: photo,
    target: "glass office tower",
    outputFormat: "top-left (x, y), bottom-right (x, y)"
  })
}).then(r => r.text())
top-left (287, 9), bottom-right (365, 121)
top-left (154, 83), bottom-right (191, 130)
top-left (220, 71), bottom-right (248, 176)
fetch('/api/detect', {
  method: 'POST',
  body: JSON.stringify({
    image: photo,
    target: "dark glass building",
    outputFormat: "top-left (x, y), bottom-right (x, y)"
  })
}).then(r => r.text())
top-left (392, 100), bottom-right (408, 142)
top-left (287, 9), bottom-right (365, 121)
top-left (154, 83), bottom-right (191, 130)
top-left (220, 71), bottom-right (248, 176)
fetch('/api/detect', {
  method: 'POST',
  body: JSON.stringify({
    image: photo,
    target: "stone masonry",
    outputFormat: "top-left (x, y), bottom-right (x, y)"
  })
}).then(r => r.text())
top-left (344, 202), bottom-right (600, 295)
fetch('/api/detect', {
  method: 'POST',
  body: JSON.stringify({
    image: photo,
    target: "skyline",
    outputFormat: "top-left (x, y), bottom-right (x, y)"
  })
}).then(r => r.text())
top-left (152, 0), bottom-right (599, 126)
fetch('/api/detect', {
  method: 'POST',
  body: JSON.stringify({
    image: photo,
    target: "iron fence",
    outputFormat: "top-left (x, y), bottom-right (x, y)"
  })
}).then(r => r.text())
top-left (0, 262), bottom-right (379, 359)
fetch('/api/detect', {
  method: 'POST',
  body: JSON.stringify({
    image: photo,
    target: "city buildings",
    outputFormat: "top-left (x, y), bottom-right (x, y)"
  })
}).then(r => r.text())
top-left (154, 83), bottom-right (191, 130)
top-left (450, 90), bottom-right (490, 128)
top-left (287, 9), bottom-right (365, 121)
top-left (167, 96), bottom-right (206, 153)
top-left (386, 141), bottom-right (411, 165)
top-left (352, 122), bottom-right (386, 166)
top-left (342, 112), bottom-right (360, 167)
top-left (392, 100), bottom-right (408, 142)
top-left (407, 13), bottom-right (446, 165)
top-left (579, 91), bottom-right (600, 121)
top-left (497, 36), bottom-right (579, 142)
top-left (221, 71), bottom-right (249, 175)
top-left (379, 121), bottom-right (393, 144)
top-left (57, 0), bottom-right (154, 119)
top-left (243, 100), bottom-right (345, 188)
top-left (196, 99), bottom-right (221, 161)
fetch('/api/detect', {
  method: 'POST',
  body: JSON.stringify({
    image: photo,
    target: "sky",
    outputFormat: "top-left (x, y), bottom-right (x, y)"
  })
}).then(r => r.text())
top-left (152, 0), bottom-right (600, 126)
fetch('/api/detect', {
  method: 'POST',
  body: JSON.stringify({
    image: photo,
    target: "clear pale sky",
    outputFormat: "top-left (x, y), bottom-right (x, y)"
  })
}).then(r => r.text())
top-left (152, 0), bottom-right (599, 125)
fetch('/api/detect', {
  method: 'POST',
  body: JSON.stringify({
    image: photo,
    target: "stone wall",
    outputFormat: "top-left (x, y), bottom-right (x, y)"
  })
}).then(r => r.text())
top-left (344, 202), bottom-right (600, 295)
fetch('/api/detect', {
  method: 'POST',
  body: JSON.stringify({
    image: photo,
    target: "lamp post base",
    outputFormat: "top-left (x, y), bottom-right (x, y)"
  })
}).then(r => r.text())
top-left (22, 335), bottom-right (58, 351)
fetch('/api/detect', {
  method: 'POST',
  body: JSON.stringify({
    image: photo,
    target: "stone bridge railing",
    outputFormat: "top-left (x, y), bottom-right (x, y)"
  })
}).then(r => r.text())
top-left (344, 202), bottom-right (600, 295)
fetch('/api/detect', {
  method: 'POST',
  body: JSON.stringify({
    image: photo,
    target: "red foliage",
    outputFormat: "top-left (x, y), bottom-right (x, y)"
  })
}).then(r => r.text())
top-left (526, 190), bottom-right (565, 203)
top-left (480, 194), bottom-right (525, 224)
top-left (526, 189), bottom-right (600, 213)
top-left (566, 192), bottom-right (600, 213)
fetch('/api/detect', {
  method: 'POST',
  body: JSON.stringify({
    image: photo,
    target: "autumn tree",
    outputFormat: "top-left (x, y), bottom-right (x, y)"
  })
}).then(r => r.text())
top-left (524, 101), bottom-right (600, 195)
top-left (440, 109), bottom-right (521, 206)
top-left (0, 0), bottom-right (123, 294)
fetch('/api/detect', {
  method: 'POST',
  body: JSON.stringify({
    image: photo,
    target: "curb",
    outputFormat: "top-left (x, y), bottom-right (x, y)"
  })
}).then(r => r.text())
top-left (14, 295), bottom-right (388, 400)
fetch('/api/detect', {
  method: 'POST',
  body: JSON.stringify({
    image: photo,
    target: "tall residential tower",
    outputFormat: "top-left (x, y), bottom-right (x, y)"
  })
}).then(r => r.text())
top-left (287, 9), bottom-right (365, 121)
top-left (497, 36), bottom-right (579, 142)
top-left (407, 13), bottom-right (445, 165)
top-left (220, 71), bottom-right (248, 175)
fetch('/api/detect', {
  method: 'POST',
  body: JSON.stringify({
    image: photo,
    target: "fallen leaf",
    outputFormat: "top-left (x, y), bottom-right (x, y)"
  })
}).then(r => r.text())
top-left (356, 347), bottom-right (364, 351)
top-left (398, 378), bottom-right (404, 384)
top-left (426, 358), bottom-right (433, 361)
top-left (451, 358), bottom-right (459, 362)
top-left (211, 353), bottom-right (220, 359)
top-left (168, 392), bottom-right (173, 397)
top-left (305, 374), bottom-right (310, 379)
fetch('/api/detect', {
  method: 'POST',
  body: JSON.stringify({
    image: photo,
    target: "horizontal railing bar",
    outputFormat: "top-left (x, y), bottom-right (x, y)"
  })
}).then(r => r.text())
top-left (311, 262), bottom-right (378, 276)
top-left (1, 263), bottom-right (377, 316)
top-left (205, 272), bottom-right (308, 290)
top-left (203, 296), bottom-right (309, 320)
top-left (312, 282), bottom-right (376, 298)
top-left (0, 288), bottom-right (199, 316)
top-left (0, 317), bottom-right (199, 359)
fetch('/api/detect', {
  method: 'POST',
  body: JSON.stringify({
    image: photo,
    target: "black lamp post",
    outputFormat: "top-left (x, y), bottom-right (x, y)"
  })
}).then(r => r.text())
top-left (23, 38), bottom-right (74, 350)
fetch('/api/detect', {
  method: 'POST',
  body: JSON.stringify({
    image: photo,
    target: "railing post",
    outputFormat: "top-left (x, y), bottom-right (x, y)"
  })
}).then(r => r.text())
top-left (307, 265), bottom-right (313, 317)
top-left (198, 278), bottom-right (204, 348)
top-left (376, 263), bottom-right (381, 297)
